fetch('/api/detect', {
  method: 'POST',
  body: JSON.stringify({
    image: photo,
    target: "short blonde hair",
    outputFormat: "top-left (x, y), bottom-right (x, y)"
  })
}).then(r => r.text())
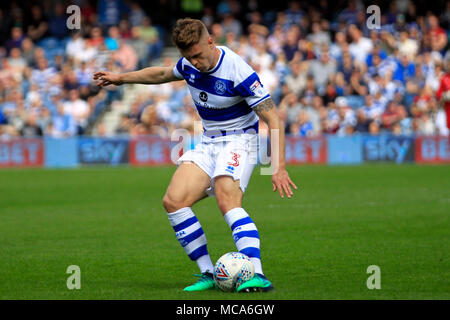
top-left (172, 18), bottom-right (208, 50)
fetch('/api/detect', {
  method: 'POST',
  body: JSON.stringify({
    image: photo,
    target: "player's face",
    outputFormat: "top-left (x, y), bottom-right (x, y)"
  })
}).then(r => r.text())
top-left (181, 35), bottom-right (216, 72)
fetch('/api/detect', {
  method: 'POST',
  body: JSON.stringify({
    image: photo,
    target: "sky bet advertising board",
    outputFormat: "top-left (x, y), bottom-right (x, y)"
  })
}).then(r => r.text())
top-left (77, 137), bottom-right (129, 165)
top-left (362, 135), bottom-right (415, 164)
top-left (0, 138), bottom-right (44, 168)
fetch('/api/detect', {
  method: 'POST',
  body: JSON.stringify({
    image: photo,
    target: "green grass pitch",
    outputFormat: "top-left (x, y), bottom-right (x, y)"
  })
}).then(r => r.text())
top-left (0, 164), bottom-right (449, 300)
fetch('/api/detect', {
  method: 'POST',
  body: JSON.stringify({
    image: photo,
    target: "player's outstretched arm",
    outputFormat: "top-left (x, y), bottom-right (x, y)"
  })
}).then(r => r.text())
top-left (93, 66), bottom-right (180, 87)
top-left (254, 98), bottom-right (298, 199)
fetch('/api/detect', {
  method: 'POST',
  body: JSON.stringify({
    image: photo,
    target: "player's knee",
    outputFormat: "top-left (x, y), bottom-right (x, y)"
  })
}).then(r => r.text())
top-left (215, 189), bottom-right (241, 215)
top-left (162, 192), bottom-right (191, 213)
top-left (215, 177), bottom-right (242, 214)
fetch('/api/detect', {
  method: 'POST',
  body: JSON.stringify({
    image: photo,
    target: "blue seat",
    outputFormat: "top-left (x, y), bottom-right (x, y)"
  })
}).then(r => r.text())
top-left (345, 95), bottom-right (365, 110)
top-left (37, 37), bottom-right (60, 50)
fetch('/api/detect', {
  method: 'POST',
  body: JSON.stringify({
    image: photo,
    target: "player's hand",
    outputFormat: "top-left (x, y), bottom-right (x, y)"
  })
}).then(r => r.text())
top-left (93, 71), bottom-right (123, 87)
top-left (272, 168), bottom-right (298, 198)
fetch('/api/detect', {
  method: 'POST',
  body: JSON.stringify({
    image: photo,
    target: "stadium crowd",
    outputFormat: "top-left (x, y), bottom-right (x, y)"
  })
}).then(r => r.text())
top-left (0, 0), bottom-right (449, 138)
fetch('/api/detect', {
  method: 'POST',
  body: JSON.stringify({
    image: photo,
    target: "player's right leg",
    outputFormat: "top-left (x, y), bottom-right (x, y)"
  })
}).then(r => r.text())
top-left (162, 161), bottom-right (210, 213)
top-left (162, 162), bottom-right (216, 291)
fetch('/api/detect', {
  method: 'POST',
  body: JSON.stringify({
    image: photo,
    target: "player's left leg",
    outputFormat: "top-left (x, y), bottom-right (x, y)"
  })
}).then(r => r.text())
top-left (215, 177), bottom-right (273, 292)
top-left (213, 141), bottom-right (274, 292)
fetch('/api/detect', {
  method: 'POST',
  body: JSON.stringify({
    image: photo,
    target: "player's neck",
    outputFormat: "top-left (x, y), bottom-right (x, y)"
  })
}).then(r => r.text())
top-left (208, 47), bottom-right (221, 71)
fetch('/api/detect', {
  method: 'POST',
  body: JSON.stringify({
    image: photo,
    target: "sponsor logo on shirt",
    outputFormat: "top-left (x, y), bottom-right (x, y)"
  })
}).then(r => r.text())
top-left (199, 91), bottom-right (208, 102)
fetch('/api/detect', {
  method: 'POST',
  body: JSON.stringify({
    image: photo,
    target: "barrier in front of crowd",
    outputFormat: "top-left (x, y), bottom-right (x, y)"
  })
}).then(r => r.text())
top-left (0, 134), bottom-right (448, 168)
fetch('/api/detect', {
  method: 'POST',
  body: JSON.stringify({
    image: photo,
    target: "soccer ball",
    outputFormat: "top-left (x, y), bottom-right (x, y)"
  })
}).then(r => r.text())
top-left (213, 252), bottom-right (255, 292)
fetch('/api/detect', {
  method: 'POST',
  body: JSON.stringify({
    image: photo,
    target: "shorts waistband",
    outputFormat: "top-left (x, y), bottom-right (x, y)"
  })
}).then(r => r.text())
top-left (203, 121), bottom-right (259, 139)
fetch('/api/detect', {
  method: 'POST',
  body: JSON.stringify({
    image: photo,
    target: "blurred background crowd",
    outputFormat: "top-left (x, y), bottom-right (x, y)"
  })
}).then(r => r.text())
top-left (0, 0), bottom-right (449, 139)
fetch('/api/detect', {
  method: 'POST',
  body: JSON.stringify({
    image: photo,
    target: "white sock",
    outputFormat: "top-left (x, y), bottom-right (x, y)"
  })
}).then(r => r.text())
top-left (167, 207), bottom-right (214, 273)
top-left (224, 207), bottom-right (263, 275)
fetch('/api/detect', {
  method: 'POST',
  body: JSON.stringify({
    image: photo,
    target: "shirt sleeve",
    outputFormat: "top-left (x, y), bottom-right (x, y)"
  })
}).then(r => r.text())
top-left (172, 58), bottom-right (185, 80)
top-left (232, 56), bottom-right (271, 108)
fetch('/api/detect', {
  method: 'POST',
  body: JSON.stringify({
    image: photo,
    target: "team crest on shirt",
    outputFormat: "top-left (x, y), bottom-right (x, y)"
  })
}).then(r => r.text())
top-left (214, 80), bottom-right (226, 95)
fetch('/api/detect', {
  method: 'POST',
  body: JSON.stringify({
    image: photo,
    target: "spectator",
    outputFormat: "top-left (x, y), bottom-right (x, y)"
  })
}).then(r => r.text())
top-left (393, 54), bottom-right (416, 85)
top-left (21, 37), bottom-right (36, 66)
top-left (307, 22), bottom-right (330, 56)
top-left (128, 27), bottom-right (150, 68)
top-left (26, 5), bottom-right (48, 42)
top-left (105, 26), bottom-right (120, 51)
top-left (138, 17), bottom-right (162, 62)
top-left (65, 32), bottom-right (85, 61)
top-left (221, 14), bottom-right (242, 39)
top-left (75, 62), bottom-right (94, 87)
top-left (279, 93), bottom-right (302, 131)
top-left (179, 96), bottom-right (202, 134)
top-left (211, 23), bottom-right (226, 45)
top-left (50, 104), bottom-right (78, 137)
top-left (118, 19), bottom-right (132, 39)
top-left (427, 15), bottom-right (447, 54)
top-left (129, 2), bottom-right (146, 27)
top-left (113, 40), bottom-right (138, 72)
top-left (20, 113), bottom-right (43, 137)
top-left (76, 40), bottom-right (98, 64)
top-left (30, 57), bottom-right (56, 91)
top-left (116, 113), bottom-right (132, 134)
top-left (397, 30), bottom-right (418, 60)
top-left (201, 6), bottom-right (215, 31)
top-left (308, 50), bottom-right (337, 92)
top-left (282, 25), bottom-right (300, 61)
top-left (267, 24), bottom-right (285, 56)
top-left (48, 2), bottom-right (69, 39)
top-left (297, 39), bottom-right (316, 61)
top-left (436, 55), bottom-right (450, 132)
top-left (304, 95), bottom-right (325, 136)
top-left (284, 1), bottom-right (305, 27)
top-left (251, 44), bottom-right (273, 72)
top-left (348, 24), bottom-right (373, 64)
top-left (337, 0), bottom-right (359, 26)
top-left (381, 100), bottom-right (407, 132)
top-left (368, 120), bottom-right (380, 135)
top-left (97, 0), bottom-right (127, 28)
top-left (6, 27), bottom-right (24, 54)
top-left (225, 32), bottom-right (239, 53)
top-left (335, 97), bottom-right (356, 136)
top-left (247, 11), bottom-right (269, 38)
top-left (291, 110), bottom-right (313, 137)
top-left (357, 95), bottom-right (384, 132)
top-left (7, 47), bottom-right (27, 80)
top-left (87, 27), bottom-right (104, 49)
top-left (284, 61), bottom-right (307, 96)
top-left (329, 31), bottom-right (347, 61)
top-left (63, 89), bottom-right (90, 135)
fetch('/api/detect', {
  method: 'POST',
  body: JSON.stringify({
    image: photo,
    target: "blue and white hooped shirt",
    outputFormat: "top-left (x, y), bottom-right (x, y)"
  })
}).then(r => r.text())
top-left (172, 46), bottom-right (271, 137)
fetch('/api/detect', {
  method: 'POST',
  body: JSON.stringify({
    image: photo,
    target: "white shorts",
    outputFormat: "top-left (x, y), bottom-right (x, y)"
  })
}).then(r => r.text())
top-left (177, 134), bottom-right (258, 196)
